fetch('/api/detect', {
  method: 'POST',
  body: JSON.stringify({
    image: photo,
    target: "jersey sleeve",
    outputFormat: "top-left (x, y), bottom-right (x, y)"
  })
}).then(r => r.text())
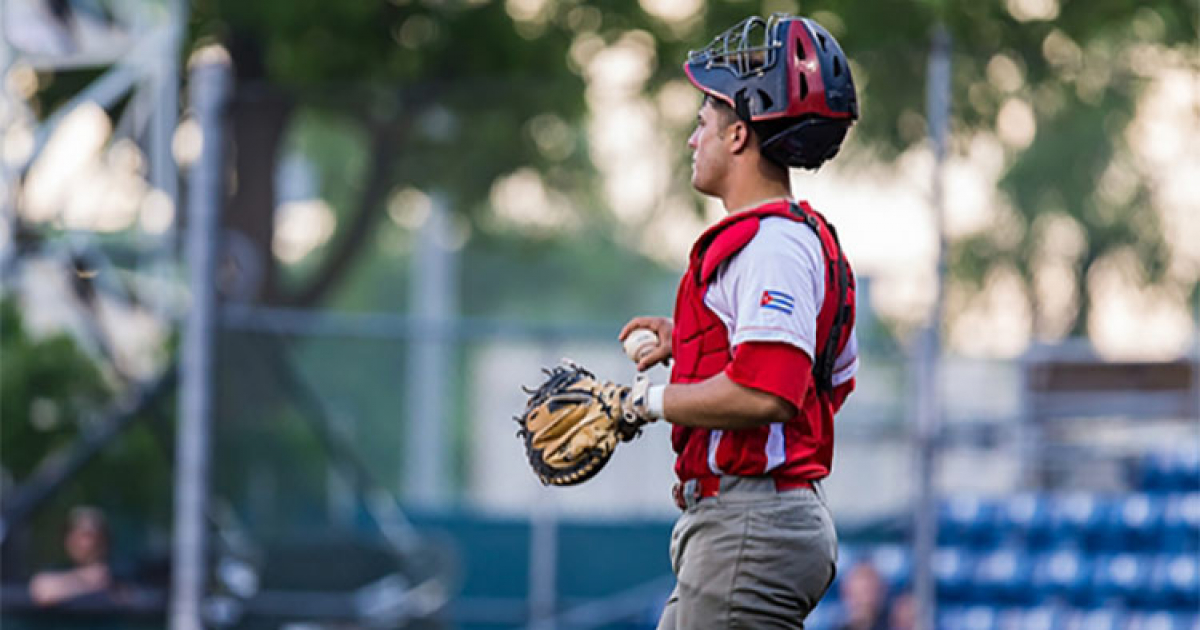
top-left (725, 341), bottom-right (813, 410)
top-left (708, 217), bottom-right (825, 359)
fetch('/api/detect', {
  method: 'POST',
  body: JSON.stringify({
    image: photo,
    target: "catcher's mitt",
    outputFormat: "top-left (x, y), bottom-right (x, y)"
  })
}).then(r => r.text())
top-left (515, 361), bottom-right (647, 486)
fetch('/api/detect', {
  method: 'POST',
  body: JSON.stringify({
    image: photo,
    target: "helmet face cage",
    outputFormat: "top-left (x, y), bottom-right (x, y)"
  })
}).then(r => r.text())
top-left (687, 14), bottom-right (785, 80)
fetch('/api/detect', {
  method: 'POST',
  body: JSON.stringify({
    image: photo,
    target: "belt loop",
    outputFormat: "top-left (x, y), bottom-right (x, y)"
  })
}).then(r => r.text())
top-left (684, 479), bottom-right (699, 509)
top-left (673, 480), bottom-right (701, 511)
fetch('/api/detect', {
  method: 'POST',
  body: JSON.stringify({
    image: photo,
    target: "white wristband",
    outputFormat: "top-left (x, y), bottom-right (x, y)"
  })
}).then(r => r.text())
top-left (647, 385), bottom-right (666, 420)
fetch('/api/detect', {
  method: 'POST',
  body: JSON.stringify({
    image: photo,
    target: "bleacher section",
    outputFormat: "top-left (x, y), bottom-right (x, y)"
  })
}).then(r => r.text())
top-left (810, 449), bottom-right (1200, 630)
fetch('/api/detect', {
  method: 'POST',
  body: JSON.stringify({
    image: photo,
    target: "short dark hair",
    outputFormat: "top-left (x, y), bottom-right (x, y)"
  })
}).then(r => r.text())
top-left (704, 95), bottom-right (741, 129)
top-left (67, 506), bottom-right (109, 540)
top-left (704, 94), bottom-right (789, 149)
top-left (703, 95), bottom-right (780, 162)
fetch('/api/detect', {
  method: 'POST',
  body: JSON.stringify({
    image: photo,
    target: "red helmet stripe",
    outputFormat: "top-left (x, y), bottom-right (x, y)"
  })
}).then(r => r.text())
top-left (778, 19), bottom-right (840, 120)
top-left (683, 62), bottom-right (737, 109)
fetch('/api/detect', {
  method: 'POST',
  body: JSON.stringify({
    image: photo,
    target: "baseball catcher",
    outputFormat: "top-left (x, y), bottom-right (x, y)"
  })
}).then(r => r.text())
top-left (514, 360), bottom-right (654, 486)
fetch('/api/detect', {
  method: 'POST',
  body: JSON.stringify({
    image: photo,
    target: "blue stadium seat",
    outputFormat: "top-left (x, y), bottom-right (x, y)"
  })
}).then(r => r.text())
top-left (1158, 553), bottom-right (1200, 611)
top-left (1048, 492), bottom-right (1107, 551)
top-left (1161, 449), bottom-right (1200, 493)
top-left (940, 495), bottom-right (1001, 549)
top-left (974, 548), bottom-right (1035, 605)
top-left (1178, 449), bottom-right (1200, 492)
top-left (1009, 605), bottom-right (1062, 630)
top-left (1092, 552), bottom-right (1154, 607)
top-left (1137, 451), bottom-right (1174, 493)
top-left (933, 547), bottom-right (975, 603)
top-left (1031, 549), bottom-right (1091, 606)
top-left (1163, 493), bottom-right (1200, 552)
top-left (956, 604), bottom-right (1001, 630)
top-left (1138, 450), bottom-right (1200, 494)
top-left (998, 493), bottom-right (1054, 550)
top-left (1064, 607), bottom-right (1125, 630)
top-left (869, 544), bottom-right (912, 593)
top-left (994, 607), bottom-right (1027, 630)
top-left (1099, 493), bottom-right (1165, 552)
top-left (1123, 610), bottom-right (1199, 630)
top-left (937, 605), bottom-right (968, 630)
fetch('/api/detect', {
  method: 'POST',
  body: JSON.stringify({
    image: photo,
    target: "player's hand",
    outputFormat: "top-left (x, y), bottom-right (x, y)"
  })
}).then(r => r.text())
top-left (619, 317), bottom-right (673, 372)
top-left (617, 375), bottom-right (658, 440)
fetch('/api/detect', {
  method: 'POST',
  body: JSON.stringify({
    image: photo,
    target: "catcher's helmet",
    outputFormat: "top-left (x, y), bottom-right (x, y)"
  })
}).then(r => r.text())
top-left (684, 14), bottom-right (858, 169)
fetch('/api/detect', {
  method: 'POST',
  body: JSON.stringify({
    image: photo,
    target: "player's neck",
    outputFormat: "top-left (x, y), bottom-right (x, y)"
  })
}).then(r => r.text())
top-left (720, 175), bottom-right (792, 215)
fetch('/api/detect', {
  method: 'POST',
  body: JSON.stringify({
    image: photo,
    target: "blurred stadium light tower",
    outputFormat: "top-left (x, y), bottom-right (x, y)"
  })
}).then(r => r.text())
top-left (0, 0), bottom-right (184, 282)
top-left (171, 44), bottom-right (229, 630)
top-left (913, 25), bottom-right (951, 630)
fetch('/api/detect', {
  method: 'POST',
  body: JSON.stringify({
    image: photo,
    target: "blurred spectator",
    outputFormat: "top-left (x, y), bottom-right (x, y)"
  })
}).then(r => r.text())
top-left (887, 591), bottom-right (917, 630)
top-left (836, 560), bottom-right (890, 630)
top-left (28, 506), bottom-right (120, 607)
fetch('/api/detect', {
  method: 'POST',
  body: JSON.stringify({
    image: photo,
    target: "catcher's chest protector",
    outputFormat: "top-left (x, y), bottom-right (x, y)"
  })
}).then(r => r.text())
top-left (669, 200), bottom-right (856, 470)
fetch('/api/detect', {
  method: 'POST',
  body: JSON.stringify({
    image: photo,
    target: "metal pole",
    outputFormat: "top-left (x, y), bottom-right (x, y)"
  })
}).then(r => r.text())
top-left (527, 497), bottom-right (558, 630)
top-left (405, 193), bottom-right (457, 506)
top-left (145, 0), bottom-right (185, 316)
top-left (528, 341), bottom-right (562, 630)
top-left (0, 6), bottom-right (18, 275)
top-left (171, 45), bottom-right (231, 630)
top-left (152, 0), bottom-right (184, 207)
top-left (913, 25), bottom-right (950, 630)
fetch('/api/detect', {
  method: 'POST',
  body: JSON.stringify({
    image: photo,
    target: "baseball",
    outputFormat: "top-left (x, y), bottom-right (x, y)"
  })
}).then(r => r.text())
top-left (623, 328), bottom-right (658, 362)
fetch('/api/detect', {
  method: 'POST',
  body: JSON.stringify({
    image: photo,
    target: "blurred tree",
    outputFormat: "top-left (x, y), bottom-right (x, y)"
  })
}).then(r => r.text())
top-left (0, 300), bottom-right (110, 480)
top-left (189, 0), bottom-right (594, 307)
top-left (0, 300), bottom-right (173, 570)
top-left (18, 0), bottom-right (1196, 339)
top-left (935, 0), bottom-right (1197, 339)
top-left (193, 0), bottom-right (1192, 339)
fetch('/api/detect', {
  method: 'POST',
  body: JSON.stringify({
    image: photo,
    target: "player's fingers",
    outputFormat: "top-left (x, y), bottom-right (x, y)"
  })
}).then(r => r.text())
top-left (619, 318), bottom-right (645, 340)
top-left (636, 345), bottom-right (671, 372)
top-left (620, 316), bottom-right (660, 340)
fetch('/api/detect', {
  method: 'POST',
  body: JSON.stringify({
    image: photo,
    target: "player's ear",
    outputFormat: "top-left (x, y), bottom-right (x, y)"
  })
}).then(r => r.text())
top-left (727, 120), bottom-right (751, 154)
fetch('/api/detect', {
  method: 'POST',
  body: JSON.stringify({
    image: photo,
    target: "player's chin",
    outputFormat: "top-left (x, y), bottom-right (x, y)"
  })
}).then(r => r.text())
top-left (691, 179), bottom-right (716, 197)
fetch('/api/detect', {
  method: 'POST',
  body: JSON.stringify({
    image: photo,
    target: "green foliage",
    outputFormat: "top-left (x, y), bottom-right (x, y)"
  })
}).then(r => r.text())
top-left (191, 0), bottom-right (590, 211)
top-left (0, 300), bottom-right (110, 479)
top-left (938, 0), bottom-right (1195, 336)
top-left (0, 300), bottom-right (173, 564)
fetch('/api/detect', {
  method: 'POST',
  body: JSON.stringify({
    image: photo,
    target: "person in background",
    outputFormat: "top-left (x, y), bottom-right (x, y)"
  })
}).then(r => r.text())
top-left (887, 591), bottom-right (917, 630)
top-left (29, 506), bottom-right (117, 606)
top-left (835, 560), bottom-right (890, 630)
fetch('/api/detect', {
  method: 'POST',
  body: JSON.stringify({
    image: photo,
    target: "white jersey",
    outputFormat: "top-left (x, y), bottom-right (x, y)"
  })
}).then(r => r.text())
top-left (704, 216), bottom-right (859, 387)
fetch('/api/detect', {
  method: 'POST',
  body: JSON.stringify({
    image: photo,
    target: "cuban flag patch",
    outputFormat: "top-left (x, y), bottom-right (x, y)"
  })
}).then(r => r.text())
top-left (760, 289), bottom-right (795, 315)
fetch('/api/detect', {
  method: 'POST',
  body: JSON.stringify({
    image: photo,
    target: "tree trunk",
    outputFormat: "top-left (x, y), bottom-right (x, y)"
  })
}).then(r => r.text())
top-left (283, 121), bottom-right (404, 308)
top-left (222, 86), bottom-right (294, 305)
top-left (1071, 249), bottom-right (1098, 339)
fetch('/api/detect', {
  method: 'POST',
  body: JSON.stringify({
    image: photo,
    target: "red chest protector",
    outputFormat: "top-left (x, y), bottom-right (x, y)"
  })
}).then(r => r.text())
top-left (669, 199), bottom-right (856, 484)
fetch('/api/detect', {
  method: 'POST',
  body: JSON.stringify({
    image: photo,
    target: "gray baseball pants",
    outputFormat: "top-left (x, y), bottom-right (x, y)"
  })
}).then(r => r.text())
top-left (656, 477), bottom-right (838, 629)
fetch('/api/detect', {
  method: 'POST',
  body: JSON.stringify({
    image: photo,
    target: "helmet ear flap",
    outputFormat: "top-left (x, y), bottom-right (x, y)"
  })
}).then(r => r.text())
top-left (758, 118), bottom-right (850, 170)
